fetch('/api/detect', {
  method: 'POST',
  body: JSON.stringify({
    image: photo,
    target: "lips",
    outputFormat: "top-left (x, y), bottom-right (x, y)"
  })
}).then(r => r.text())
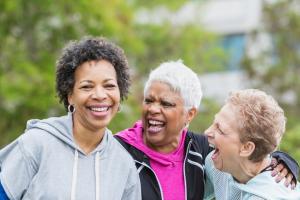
top-left (88, 105), bottom-right (111, 117)
top-left (147, 119), bottom-right (165, 134)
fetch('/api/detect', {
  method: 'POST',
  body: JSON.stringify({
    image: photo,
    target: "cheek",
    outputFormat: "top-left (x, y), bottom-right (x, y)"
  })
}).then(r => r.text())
top-left (141, 104), bottom-right (148, 114)
top-left (111, 90), bottom-right (121, 103)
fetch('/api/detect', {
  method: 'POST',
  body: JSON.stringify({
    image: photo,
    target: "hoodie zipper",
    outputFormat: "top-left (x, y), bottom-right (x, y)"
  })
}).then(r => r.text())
top-left (134, 160), bottom-right (164, 200)
top-left (183, 139), bottom-right (192, 200)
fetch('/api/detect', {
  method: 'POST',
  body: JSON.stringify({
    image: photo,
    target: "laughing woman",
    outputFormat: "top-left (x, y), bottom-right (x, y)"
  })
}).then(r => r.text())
top-left (0, 37), bottom-right (141, 200)
top-left (115, 61), bottom-right (298, 200)
top-left (204, 89), bottom-right (300, 199)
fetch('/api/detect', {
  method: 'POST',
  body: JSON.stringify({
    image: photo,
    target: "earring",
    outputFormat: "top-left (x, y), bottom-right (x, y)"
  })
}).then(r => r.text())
top-left (184, 122), bottom-right (189, 128)
top-left (68, 104), bottom-right (76, 113)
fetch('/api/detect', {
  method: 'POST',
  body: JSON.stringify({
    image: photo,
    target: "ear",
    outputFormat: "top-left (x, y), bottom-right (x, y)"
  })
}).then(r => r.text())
top-left (239, 141), bottom-right (255, 158)
top-left (186, 107), bottom-right (197, 124)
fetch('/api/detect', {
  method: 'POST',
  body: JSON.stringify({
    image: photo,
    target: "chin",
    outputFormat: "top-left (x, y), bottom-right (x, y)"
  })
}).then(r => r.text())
top-left (144, 134), bottom-right (160, 147)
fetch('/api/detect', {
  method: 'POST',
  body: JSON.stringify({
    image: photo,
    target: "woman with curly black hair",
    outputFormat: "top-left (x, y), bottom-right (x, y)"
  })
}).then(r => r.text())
top-left (0, 37), bottom-right (141, 200)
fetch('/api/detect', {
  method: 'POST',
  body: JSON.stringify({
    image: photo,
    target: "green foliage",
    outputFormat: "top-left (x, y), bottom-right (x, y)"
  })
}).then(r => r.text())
top-left (131, 0), bottom-right (188, 10)
top-left (242, 0), bottom-right (300, 111)
top-left (134, 23), bottom-right (226, 76)
top-left (0, 0), bottom-right (225, 147)
top-left (280, 124), bottom-right (300, 165)
top-left (242, 0), bottom-right (300, 165)
top-left (189, 98), bottom-right (221, 134)
top-left (0, 0), bottom-right (140, 146)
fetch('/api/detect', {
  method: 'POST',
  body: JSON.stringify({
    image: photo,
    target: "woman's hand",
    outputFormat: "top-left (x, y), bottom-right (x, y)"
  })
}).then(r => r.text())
top-left (271, 158), bottom-right (296, 189)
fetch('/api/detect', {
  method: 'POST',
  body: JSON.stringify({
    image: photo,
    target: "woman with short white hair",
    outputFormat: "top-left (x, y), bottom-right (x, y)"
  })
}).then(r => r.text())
top-left (115, 61), bottom-right (298, 200)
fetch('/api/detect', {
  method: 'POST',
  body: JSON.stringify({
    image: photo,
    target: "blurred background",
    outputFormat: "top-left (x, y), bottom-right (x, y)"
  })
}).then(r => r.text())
top-left (0, 0), bottom-right (299, 166)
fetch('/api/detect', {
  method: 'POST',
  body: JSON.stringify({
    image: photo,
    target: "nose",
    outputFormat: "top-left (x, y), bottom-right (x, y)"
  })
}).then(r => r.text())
top-left (148, 103), bottom-right (161, 114)
top-left (204, 125), bottom-right (215, 138)
top-left (91, 86), bottom-right (107, 99)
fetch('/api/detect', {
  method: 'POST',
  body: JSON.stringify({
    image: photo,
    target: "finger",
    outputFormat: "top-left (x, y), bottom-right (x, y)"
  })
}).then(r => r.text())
top-left (272, 163), bottom-right (284, 176)
top-left (271, 158), bottom-right (278, 167)
top-left (284, 174), bottom-right (293, 187)
top-left (291, 182), bottom-right (296, 190)
top-left (275, 168), bottom-right (288, 182)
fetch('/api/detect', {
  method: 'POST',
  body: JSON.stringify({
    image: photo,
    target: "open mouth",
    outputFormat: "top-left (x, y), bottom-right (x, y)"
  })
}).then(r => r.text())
top-left (147, 119), bottom-right (165, 134)
top-left (208, 143), bottom-right (220, 160)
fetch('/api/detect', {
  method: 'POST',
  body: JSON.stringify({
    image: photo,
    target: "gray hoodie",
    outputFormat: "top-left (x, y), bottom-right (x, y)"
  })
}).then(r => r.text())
top-left (0, 113), bottom-right (141, 200)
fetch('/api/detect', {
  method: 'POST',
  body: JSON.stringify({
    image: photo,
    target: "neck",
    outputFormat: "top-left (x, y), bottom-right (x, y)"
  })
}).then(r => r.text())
top-left (231, 156), bottom-right (271, 184)
top-left (72, 119), bottom-right (105, 154)
top-left (144, 132), bottom-right (182, 154)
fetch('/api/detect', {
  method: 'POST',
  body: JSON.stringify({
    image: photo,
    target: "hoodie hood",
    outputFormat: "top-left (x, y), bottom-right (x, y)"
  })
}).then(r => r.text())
top-left (25, 112), bottom-right (110, 156)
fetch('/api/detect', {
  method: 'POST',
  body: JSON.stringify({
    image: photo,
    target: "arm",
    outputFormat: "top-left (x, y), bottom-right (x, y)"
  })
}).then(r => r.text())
top-left (121, 164), bottom-right (141, 200)
top-left (0, 135), bottom-right (37, 199)
top-left (271, 150), bottom-right (299, 189)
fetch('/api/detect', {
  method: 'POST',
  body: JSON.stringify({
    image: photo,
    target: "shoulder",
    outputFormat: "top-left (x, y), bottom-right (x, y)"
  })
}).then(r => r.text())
top-left (238, 172), bottom-right (300, 199)
top-left (187, 131), bottom-right (208, 144)
top-left (186, 130), bottom-right (213, 158)
top-left (109, 133), bottom-right (136, 164)
top-left (17, 127), bottom-right (58, 156)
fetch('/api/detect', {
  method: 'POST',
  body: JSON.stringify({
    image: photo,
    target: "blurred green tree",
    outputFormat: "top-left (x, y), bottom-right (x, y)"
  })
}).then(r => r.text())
top-left (0, 0), bottom-right (224, 146)
top-left (242, 0), bottom-right (300, 164)
top-left (0, 0), bottom-right (143, 146)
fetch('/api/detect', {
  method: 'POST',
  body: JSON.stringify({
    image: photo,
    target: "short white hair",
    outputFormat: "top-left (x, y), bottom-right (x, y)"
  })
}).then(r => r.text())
top-left (144, 60), bottom-right (202, 110)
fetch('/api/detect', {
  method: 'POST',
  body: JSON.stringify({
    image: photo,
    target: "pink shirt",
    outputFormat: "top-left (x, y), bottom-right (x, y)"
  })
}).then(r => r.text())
top-left (117, 121), bottom-right (186, 200)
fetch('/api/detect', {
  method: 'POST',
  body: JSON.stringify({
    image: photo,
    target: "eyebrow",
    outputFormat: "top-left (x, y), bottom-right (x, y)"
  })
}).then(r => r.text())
top-left (79, 80), bottom-right (92, 84)
top-left (79, 79), bottom-right (116, 84)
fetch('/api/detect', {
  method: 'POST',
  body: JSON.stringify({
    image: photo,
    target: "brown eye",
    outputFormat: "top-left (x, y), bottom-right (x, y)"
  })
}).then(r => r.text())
top-left (144, 98), bottom-right (153, 104)
top-left (104, 84), bottom-right (117, 89)
top-left (161, 101), bottom-right (175, 108)
top-left (80, 85), bottom-right (92, 90)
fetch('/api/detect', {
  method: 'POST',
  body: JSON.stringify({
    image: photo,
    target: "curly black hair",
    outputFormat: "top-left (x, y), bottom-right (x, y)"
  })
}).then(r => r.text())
top-left (56, 37), bottom-right (131, 110)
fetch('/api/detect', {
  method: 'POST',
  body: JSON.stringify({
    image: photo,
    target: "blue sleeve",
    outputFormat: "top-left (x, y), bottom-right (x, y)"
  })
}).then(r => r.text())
top-left (0, 180), bottom-right (9, 200)
top-left (271, 150), bottom-right (299, 181)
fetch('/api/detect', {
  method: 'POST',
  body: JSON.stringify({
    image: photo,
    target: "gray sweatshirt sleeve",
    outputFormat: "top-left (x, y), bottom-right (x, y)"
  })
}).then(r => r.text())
top-left (0, 136), bottom-right (37, 200)
top-left (121, 164), bottom-right (141, 200)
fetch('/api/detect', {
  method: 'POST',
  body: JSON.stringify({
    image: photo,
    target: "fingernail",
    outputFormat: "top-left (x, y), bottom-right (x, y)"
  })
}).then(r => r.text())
top-left (285, 182), bottom-right (289, 187)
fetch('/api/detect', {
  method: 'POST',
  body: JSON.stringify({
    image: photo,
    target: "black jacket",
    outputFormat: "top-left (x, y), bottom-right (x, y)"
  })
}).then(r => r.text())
top-left (115, 132), bottom-right (299, 200)
top-left (115, 131), bottom-right (213, 200)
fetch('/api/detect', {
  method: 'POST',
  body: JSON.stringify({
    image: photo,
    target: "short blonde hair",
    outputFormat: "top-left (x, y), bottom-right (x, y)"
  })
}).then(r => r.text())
top-left (227, 89), bottom-right (286, 162)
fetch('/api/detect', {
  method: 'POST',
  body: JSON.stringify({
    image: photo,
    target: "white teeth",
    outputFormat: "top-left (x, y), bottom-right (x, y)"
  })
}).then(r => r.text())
top-left (209, 143), bottom-right (215, 148)
top-left (90, 107), bottom-right (108, 112)
top-left (148, 120), bottom-right (164, 125)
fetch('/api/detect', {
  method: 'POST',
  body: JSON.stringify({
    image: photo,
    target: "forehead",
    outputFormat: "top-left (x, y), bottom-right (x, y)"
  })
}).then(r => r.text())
top-left (145, 81), bottom-right (182, 100)
top-left (75, 60), bottom-right (117, 80)
top-left (215, 104), bottom-right (240, 132)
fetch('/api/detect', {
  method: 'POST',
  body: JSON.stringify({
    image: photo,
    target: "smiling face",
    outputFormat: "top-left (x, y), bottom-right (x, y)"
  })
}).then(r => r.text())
top-left (68, 60), bottom-right (120, 134)
top-left (205, 103), bottom-right (243, 173)
top-left (142, 81), bottom-right (196, 153)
